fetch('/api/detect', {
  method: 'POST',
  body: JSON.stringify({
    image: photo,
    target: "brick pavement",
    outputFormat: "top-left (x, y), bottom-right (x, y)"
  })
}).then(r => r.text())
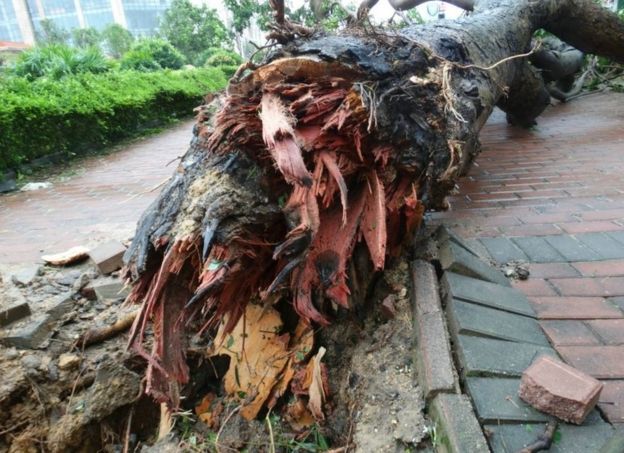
top-left (0, 119), bottom-right (195, 265)
top-left (434, 92), bottom-right (624, 424)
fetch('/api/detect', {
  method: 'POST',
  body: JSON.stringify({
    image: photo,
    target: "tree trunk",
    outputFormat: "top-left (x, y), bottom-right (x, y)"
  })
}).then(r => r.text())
top-left (123, 0), bottom-right (624, 409)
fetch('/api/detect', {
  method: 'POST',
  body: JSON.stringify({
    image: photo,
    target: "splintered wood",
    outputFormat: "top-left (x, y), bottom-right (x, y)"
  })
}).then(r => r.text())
top-left (125, 59), bottom-right (425, 415)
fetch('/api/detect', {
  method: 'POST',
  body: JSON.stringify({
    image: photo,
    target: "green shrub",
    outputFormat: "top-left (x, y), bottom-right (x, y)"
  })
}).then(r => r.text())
top-left (12, 44), bottom-right (110, 80)
top-left (121, 38), bottom-right (185, 71)
top-left (0, 67), bottom-right (227, 171)
top-left (216, 64), bottom-right (238, 78)
top-left (205, 49), bottom-right (242, 67)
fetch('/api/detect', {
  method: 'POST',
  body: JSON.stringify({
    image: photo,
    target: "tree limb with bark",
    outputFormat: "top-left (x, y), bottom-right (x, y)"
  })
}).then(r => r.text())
top-left (122, 0), bottom-right (624, 424)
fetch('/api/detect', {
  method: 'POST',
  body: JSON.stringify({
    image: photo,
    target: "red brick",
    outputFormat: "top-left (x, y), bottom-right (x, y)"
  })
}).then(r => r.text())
top-left (598, 380), bottom-right (624, 423)
top-left (587, 320), bottom-right (624, 345)
top-left (529, 263), bottom-right (580, 279)
top-left (540, 320), bottom-right (601, 346)
top-left (580, 209), bottom-right (624, 221)
top-left (550, 277), bottom-right (624, 297)
top-left (558, 346), bottom-right (624, 379)
top-left (511, 279), bottom-right (558, 296)
top-left (519, 355), bottom-right (603, 425)
top-left (558, 221), bottom-right (624, 234)
top-left (572, 260), bottom-right (624, 277)
top-left (529, 297), bottom-right (623, 320)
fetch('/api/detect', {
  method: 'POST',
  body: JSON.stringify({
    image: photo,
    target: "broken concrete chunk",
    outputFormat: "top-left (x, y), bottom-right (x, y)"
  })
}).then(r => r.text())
top-left (0, 282), bottom-right (31, 326)
top-left (88, 241), bottom-right (126, 274)
top-left (92, 278), bottom-right (130, 302)
top-left (0, 300), bottom-right (31, 327)
top-left (11, 264), bottom-right (42, 286)
top-left (519, 355), bottom-right (603, 425)
top-left (42, 246), bottom-right (90, 266)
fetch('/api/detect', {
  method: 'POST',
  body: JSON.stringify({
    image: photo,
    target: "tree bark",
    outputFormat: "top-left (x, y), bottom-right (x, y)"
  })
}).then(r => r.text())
top-left (123, 0), bottom-right (624, 407)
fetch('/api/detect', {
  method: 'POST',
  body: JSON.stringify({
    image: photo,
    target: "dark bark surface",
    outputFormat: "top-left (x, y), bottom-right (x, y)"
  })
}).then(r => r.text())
top-left (123, 0), bottom-right (624, 410)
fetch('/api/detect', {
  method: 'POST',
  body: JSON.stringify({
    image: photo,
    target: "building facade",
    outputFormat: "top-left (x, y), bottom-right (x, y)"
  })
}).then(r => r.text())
top-left (0, 0), bottom-right (172, 44)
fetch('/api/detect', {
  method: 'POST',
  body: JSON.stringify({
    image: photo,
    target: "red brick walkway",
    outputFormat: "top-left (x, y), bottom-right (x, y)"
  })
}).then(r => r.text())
top-left (0, 119), bottom-right (195, 265)
top-left (434, 92), bottom-right (624, 424)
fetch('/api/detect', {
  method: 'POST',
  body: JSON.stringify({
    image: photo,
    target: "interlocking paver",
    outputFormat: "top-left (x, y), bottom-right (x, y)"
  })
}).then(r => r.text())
top-left (558, 346), bottom-right (624, 379)
top-left (446, 298), bottom-right (549, 346)
top-left (0, 120), bottom-right (194, 264)
top-left (539, 320), bottom-right (601, 346)
top-left (510, 236), bottom-right (566, 263)
top-left (436, 93), bottom-right (624, 425)
top-left (530, 297), bottom-right (623, 320)
top-left (575, 233), bottom-right (624, 260)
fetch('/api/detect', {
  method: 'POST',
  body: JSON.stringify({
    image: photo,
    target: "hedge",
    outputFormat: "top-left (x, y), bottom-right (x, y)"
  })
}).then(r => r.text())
top-left (0, 67), bottom-right (227, 172)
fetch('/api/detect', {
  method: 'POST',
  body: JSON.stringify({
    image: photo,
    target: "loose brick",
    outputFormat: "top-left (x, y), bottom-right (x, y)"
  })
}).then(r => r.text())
top-left (518, 355), bottom-right (603, 424)
top-left (558, 346), bottom-right (624, 379)
top-left (530, 297), bottom-right (623, 320)
top-left (89, 240), bottom-right (126, 274)
top-left (540, 320), bottom-right (601, 346)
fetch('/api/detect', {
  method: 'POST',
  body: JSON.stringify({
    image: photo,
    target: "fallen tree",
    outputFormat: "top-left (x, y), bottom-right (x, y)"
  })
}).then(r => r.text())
top-left (122, 0), bottom-right (624, 435)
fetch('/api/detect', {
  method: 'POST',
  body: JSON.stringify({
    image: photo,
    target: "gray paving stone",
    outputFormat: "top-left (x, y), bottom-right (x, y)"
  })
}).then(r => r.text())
top-left (0, 292), bottom-right (74, 349)
top-left (576, 233), bottom-right (624, 260)
top-left (439, 240), bottom-right (511, 287)
top-left (544, 235), bottom-right (602, 262)
top-left (435, 225), bottom-right (484, 258)
top-left (0, 300), bottom-right (31, 327)
top-left (607, 231), bottom-right (624, 247)
top-left (93, 278), bottom-right (130, 301)
top-left (466, 377), bottom-right (552, 423)
top-left (10, 265), bottom-right (42, 287)
top-left (89, 240), bottom-right (126, 274)
top-left (486, 411), bottom-right (613, 453)
top-left (430, 393), bottom-right (489, 453)
top-left (480, 237), bottom-right (529, 263)
top-left (447, 299), bottom-right (550, 346)
top-left (442, 272), bottom-right (536, 317)
top-left (511, 236), bottom-right (566, 263)
top-left (455, 334), bottom-right (557, 378)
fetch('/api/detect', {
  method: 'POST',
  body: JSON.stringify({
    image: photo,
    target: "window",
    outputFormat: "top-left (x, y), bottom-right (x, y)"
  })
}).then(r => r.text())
top-left (0, 0), bottom-right (23, 41)
top-left (84, 10), bottom-right (114, 29)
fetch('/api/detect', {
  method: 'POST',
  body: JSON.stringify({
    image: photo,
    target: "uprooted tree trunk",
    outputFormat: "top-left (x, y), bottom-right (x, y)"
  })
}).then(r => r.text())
top-left (122, 0), bottom-right (624, 425)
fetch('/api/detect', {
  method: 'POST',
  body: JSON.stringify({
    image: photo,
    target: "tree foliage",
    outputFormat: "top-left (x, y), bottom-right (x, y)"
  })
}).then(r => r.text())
top-left (72, 27), bottom-right (101, 49)
top-left (101, 24), bottom-right (134, 58)
top-left (160, 0), bottom-right (228, 65)
top-left (37, 19), bottom-right (70, 45)
top-left (121, 38), bottom-right (186, 71)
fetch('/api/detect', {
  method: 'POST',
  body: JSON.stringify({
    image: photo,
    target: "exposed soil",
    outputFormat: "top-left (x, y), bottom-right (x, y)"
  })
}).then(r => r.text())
top-left (0, 248), bottom-right (431, 452)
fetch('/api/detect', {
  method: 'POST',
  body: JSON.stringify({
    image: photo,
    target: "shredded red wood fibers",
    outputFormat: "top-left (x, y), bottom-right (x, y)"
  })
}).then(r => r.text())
top-left (126, 71), bottom-right (425, 406)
